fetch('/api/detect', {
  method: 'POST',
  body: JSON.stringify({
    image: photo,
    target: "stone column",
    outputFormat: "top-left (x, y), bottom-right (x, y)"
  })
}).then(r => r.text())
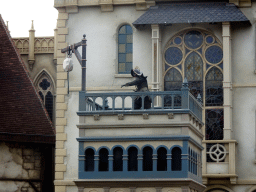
top-left (54, 27), bottom-right (58, 65)
top-left (151, 25), bottom-right (162, 106)
top-left (222, 22), bottom-right (232, 140)
top-left (28, 20), bottom-right (35, 70)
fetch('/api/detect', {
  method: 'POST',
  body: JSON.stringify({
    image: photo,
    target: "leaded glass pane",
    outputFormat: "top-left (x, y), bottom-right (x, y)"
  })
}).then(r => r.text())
top-left (206, 36), bottom-right (214, 44)
top-left (118, 25), bottom-right (133, 74)
top-left (126, 25), bottom-right (133, 34)
top-left (164, 68), bottom-right (182, 107)
top-left (185, 52), bottom-right (203, 81)
top-left (119, 26), bottom-right (126, 34)
top-left (205, 109), bottom-right (224, 140)
top-left (119, 63), bottom-right (126, 73)
top-left (126, 44), bottom-right (132, 53)
top-left (127, 35), bottom-right (133, 43)
top-left (206, 67), bottom-right (223, 106)
top-left (45, 91), bottom-right (53, 121)
top-left (39, 91), bottom-right (44, 102)
top-left (39, 79), bottom-right (50, 90)
top-left (188, 81), bottom-right (203, 99)
top-left (174, 37), bottom-right (182, 45)
top-left (119, 44), bottom-right (125, 53)
top-left (164, 68), bottom-right (182, 91)
top-left (184, 31), bottom-right (203, 49)
top-left (205, 45), bottom-right (223, 64)
top-left (165, 47), bottom-right (183, 65)
top-left (126, 53), bottom-right (132, 62)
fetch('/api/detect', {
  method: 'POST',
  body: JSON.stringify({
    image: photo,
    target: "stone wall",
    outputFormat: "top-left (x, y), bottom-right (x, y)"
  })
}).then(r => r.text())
top-left (0, 142), bottom-right (42, 192)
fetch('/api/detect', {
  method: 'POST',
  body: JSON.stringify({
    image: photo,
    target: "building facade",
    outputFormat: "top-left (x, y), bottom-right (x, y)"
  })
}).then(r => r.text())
top-left (53, 0), bottom-right (256, 192)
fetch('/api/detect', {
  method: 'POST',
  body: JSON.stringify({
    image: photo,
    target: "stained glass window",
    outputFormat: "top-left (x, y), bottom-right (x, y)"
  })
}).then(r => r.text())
top-left (184, 31), bottom-right (203, 49)
top-left (118, 25), bottom-right (133, 74)
top-left (206, 67), bottom-right (223, 106)
top-left (165, 47), bottom-right (183, 65)
top-left (205, 109), bottom-right (224, 140)
top-left (205, 46), bottom-right (223, 64)
top-left (36, 74), bottom-right (54, 122)
top-left (164, 29), bottom-right (224, 141)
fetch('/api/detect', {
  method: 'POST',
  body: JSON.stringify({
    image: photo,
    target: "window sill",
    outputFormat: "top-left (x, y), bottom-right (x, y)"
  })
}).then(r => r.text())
top-left (115, 74), bottom-right (132, 78)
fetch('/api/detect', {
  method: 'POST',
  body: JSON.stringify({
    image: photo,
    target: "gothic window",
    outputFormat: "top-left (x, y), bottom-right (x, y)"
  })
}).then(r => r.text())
top-left (171, 147), bottom-right (181, 171)
top-left (164, 29), bottom-right (223, 140)
top-left (113, 147), bottom-right (123, 171)
top-left (85, 148), bottom-right (94, 172)
top-left (128, 147), bottom-right (138, 171)
top-left (157, 147), bottom-right (167, 171)
top-left (99, 148), bottom-right (109, 171)
top-left (35, 72), bottom-right (54, 121)
top-left (118, 24), bottom-right (133, 74)
top-left (143, 147), bottom-right (153, 171)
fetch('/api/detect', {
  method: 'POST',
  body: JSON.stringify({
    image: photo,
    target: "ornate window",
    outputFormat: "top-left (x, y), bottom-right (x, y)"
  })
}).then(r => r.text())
top-left (35, 71), bottom-right (54, 121)
top-left (143, 147), bottom-right (153, 171)
top-left (118, 24), bottom-right (133, 74)
top-left (85, 148), bottom-right (94, 171)
top-left (128, 147), bottom-right (138, 171)
top-left (164, 29), bottom-right (223, 140)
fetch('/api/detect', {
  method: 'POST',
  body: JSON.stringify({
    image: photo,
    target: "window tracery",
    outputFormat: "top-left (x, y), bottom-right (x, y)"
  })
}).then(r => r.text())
top-left (35, 73), bottom-right (54, 121)
top-left (164, 29), bottom-right (223, 141)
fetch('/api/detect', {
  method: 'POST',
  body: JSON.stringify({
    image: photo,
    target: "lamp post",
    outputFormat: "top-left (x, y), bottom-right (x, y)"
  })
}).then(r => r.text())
top-left (61, 35), bottom-right (87, 92)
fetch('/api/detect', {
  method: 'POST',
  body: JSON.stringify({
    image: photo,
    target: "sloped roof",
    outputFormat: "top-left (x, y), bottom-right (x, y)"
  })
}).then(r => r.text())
top-left (133, 2), bottom-right (249, 26)
top-left (0, 15), bottom-right (55, 144)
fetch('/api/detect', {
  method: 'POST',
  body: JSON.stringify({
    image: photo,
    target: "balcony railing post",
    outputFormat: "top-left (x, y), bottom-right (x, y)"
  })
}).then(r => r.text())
top-left (181, 78), bottom-right (189, 109)
top-left (79, 91), bottom-right (86, 111)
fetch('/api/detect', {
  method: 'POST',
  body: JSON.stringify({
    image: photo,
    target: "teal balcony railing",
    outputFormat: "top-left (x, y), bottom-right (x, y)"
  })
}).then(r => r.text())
top-left (77, 82), bottom-right (203, 122)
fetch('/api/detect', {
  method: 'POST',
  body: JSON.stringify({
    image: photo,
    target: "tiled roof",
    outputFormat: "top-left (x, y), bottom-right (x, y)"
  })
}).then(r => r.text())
top-left (0, 15), bottom-right (55, 144)
top-left (133, 2), bottom-right (249, 26)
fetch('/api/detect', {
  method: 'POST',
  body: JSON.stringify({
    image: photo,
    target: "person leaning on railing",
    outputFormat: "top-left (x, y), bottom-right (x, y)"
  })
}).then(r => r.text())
top-left (121, 66), bottom-right (151, 109)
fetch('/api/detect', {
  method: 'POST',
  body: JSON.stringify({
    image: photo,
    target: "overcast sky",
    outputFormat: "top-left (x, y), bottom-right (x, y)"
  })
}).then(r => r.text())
top-left (0, 0), bottom-right (58, 37)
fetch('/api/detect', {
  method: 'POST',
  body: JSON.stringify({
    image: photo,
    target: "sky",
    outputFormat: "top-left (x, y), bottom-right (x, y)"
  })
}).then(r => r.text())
top-left (0, 0), bottom-right (58, 37)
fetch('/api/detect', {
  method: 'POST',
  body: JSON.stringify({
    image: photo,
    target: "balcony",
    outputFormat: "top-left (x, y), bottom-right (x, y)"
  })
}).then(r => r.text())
top-left (202, 140), bottom-right (237, 184)
top-left (76, 84), bottom-right (204, 182)
top-left (77, 87), bottom-right (202, 122)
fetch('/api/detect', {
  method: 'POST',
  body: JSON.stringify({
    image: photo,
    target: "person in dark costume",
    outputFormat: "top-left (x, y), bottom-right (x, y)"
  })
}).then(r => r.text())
top-left (121, 67), bottom-right (151, 109)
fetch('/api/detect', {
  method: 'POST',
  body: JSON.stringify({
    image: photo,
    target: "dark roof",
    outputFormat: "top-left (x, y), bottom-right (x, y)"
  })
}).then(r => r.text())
top-left (0, 15), bottom-right (55, 144)
top-left (133, 2), bottom-right (249, 26)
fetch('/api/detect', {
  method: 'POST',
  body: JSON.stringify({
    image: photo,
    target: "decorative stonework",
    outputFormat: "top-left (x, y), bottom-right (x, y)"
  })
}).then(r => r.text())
top-left (12, 37), bottom-right (54, 54)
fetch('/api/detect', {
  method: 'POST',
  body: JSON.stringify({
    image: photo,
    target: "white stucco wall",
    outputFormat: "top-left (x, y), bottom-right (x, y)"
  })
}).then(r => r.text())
top-left (62, 2), bottom-right (256, 191)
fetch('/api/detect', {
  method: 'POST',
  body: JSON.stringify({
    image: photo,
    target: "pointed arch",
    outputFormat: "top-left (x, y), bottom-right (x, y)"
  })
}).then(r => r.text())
top-left (34, 69), bottom-right (55, 121)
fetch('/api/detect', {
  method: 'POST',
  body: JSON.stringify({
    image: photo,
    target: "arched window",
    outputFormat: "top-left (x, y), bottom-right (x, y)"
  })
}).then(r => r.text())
top-left (164, 29), bottom-right (223, 141)
top-left (143, 147), bottom-right (153, 171)
top-left (35, 71), bottom-right (54, 121)
top-left (118, 24), bottom-right (133, 74)
top-left (157, 147), bottom-right (167, 171)
top-left (99, 148), bottom-right (109, 172)
top-left (113, 147), bottom-right (123, 171)
top-left (128, 147), bottom-right (138, 171)
top-left (85, 148), bottom-right (94, 172)
top-left (172, 147), bottom-right (181, 171)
